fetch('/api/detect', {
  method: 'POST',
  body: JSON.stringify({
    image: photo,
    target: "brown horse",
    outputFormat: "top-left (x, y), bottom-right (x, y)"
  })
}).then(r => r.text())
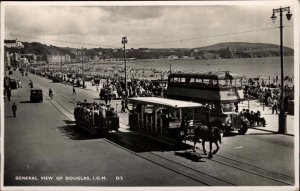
top-left (192, 124), bottom-right (222, 158)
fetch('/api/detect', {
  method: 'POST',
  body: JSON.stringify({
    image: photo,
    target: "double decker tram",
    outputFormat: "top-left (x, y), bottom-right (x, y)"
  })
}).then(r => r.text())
top-left (167, 71), bottom-right (249, 134)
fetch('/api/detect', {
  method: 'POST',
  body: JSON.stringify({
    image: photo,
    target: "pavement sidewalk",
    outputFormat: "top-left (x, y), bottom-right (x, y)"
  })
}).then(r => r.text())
top-left (239, 100), bottom-right (294, 136)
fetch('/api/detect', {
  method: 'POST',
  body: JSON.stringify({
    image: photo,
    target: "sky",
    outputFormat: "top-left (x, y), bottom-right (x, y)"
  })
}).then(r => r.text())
top-left (3, 2), bottom-right (296, 49)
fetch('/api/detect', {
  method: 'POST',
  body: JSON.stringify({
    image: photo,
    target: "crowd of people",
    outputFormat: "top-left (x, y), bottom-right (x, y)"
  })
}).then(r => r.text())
top-left (241, 109), bottom-right (266, 127)
top-left (243, 77), bottom-right (294, 114)
top-left (74, 100), bottom-right (117, 121)
top-left (30, 64), bottom-right (168, 102)
top-left (21, 64), bottom-right (294, 130)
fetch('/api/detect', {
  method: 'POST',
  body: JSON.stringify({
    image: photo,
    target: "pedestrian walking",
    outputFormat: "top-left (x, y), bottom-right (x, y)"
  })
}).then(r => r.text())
top-left (272, 98), bottom-right (278, 114)
top-left (12, 102), bottom-right (17, 117)
top-left (104, 92), bottom-right (108, 106)
top-left (28, 80), bottom-right (33, 88)
top-left (121, 98), bottom-right (126, 113)
top-left (7, 88), bottom-right (11, 102)
top-left (96, 85), bottom-right (99, 92)
top-left (73, 86), bottom-right (76, 95)
top-left (49, 88), bottom-right (53, 100)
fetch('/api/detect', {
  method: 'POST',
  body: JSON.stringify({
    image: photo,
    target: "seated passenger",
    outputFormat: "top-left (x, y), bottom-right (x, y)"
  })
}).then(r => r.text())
top-left (255, 111), bottom-right (266, 127)
top-left (249, 111), bottom-right (255, 126)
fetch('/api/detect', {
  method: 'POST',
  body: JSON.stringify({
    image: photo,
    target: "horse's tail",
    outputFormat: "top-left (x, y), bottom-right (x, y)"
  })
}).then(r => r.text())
top-left (213, 127), bottom-right (222, 144)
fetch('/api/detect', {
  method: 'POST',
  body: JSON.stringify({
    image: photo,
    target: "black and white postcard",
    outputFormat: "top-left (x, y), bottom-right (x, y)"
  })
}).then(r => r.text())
top-left (1, 1), bottom-right (299, 191)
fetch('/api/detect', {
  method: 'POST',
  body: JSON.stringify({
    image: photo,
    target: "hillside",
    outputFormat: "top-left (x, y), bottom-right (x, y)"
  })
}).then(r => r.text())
top-left (5, 41), bottom-right (294, 61)
top-left (193, 42), bottom-right (293, 59)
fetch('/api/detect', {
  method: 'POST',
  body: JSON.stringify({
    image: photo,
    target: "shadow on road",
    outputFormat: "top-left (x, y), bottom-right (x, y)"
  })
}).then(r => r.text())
top-left (57, 124), bottom-right (100, 140)
top-left (105, 132), bottom-right (193, 153)
top-left (174, 151), bottom-right (206, 162)
top-left (223, 132), bottom-right (239, 137)
top-left (19, 101), bottom-right (31, 103)
top-left (63, 120), bottom-right (75, 124)
top-left (57, 120), bottom-right (196, 153)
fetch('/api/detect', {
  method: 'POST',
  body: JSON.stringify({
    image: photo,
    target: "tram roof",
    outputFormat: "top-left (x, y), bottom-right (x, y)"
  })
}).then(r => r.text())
top-left (168, 71), bottom-right (242, 80)
top-left (129, 97), bottom-right (203, 108)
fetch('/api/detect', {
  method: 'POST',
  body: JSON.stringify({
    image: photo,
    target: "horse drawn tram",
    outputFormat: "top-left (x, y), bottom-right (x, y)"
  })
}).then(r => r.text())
top-left (128, 97), bottom-right (205, 145)
top-left (167, 71), bottom-right (249, 134)
top-left (74, 102), bottom-right (119, 135)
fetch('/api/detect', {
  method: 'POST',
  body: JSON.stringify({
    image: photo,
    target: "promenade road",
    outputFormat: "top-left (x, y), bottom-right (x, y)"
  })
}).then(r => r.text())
top-left (2, 70), bottom-right (296, 188)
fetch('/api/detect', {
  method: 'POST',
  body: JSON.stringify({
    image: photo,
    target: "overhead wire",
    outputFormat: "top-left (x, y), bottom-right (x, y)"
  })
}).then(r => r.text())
top-left (9, 33), bottom-right (122, 49)
top-left (8, 26), bottom-right (294, 49)
top-left (130, 27), bottom-right (290, 47)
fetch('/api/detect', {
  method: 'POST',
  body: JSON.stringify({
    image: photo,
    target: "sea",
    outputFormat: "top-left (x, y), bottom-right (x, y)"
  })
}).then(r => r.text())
top-left (127, 56), bottom-right (295, 79)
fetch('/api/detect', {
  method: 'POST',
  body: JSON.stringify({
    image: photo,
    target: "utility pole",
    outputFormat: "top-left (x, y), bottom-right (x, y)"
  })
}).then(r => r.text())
top-left (122, 37), bottom-right (128, 97)
top-left (60, 53), bottom-right (63, 82)
top-left (82, 46), bottom-right (85, 88)
top-left (271, 7), bottom-right (292, 134)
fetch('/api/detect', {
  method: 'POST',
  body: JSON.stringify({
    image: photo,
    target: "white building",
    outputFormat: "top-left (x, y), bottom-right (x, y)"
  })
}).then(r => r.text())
top-left (4, 39), bottom-right (24, 48)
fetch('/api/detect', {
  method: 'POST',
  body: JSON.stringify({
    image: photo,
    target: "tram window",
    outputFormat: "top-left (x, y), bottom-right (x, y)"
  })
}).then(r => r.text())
top-left (208, 79), bottom-right (218, 86)
top-left (145, 105), bottom-right (154, 114)
top-left (170, 77), bottom-right (174, 82)
top-left (170, 109), bottom-right (180, 119)
top-left (203, 79), bottom-right (210, 85)
top-left (213, 79), bottom-right (218, 86)
top-left (219, 80), bottom-right (225, 86)
top-left (173, 77), bottom-right (180, 83)
top-left (195, 78), bottom-right (202, 83)
top-left (221, 103), bottom-right (235, 112)
top-left (180, 78), bottom-right (186, 83)
top-left (210, 104), bottom-right (222, 113)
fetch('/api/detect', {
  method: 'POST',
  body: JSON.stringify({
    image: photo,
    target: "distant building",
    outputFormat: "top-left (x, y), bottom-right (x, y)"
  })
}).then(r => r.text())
top-left (4, 39), bottom-right (24, 48)
top-left (167, 55), bottom-right (178, 60)
top-left (46, 54), bottom-right (72, 64)
top-left (193, 49), bottom-right (199, 53)
top-left (74, 54), bottom-right (90, 63)
top-left (20, 54), bottom-right (37, 62)
top-left (181, 56), bottom-right (189, 59)
top-left (4, 52), bottom-right (11, 67)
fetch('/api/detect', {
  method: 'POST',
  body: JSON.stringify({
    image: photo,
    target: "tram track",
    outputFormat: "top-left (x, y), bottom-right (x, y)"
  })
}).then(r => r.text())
top-left (42, 91), bottom-right (233, 185)
top-left (30, 75), bottom-right (294, 186)
top-left (150, 150), bottom-right (294, 186)
top-left (47, 89), bottom-right (293, 186)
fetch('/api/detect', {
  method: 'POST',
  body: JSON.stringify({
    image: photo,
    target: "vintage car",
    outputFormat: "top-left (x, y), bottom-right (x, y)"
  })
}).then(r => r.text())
top-left (52, 76), bottom-right (62, 83)
top-left (9, 79), bottom-right (18, 89)
top-left (30, 89), bottom-right (43, 102)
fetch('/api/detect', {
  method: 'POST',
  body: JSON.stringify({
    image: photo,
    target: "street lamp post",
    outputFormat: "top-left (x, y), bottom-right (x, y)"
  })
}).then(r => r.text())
top-left (82, 46), bottom-right (85, 89)
top-left (60, 53), bottom-right (63, 82)
top-left (271, 6), bottom-right (292, 134)
top-left (122, 37), bottom-right (128, 97)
